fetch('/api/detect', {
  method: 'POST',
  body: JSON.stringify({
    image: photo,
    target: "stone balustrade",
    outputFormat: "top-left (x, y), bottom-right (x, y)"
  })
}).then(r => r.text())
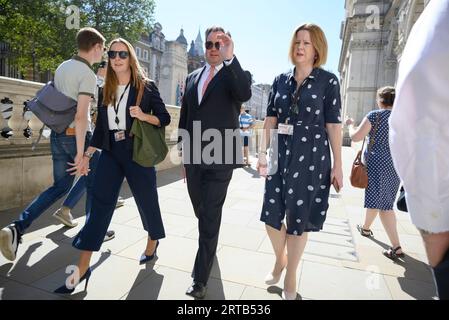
top-left (0, 76), bottom-right (181, 211)
top-left (0, 76), bottom-right (268, 211)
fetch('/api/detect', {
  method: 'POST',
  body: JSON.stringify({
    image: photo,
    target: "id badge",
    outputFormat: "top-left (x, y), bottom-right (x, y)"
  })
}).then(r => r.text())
top-left (114, 130), bottom-right (126, 142)
top-left (278, 123), bottom-right (294, 136)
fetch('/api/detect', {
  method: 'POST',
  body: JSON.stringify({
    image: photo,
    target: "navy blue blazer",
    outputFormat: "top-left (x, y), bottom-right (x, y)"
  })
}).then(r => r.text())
top-left (178, 57), bottom-right (252, 169)
top-left (91, 80), bottom-right (171, 151)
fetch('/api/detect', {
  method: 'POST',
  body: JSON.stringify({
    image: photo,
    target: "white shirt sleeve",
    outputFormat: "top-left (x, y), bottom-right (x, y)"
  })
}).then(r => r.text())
top-left (389, 0), bottom-right (449, 233)
top-left (223, 56), bottom-right (235, 66)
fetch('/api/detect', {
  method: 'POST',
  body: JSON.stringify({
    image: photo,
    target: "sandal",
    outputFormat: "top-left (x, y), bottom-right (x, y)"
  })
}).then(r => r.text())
top-left (383, 246), bottom-right (404, 260)
top-left (357, 224), bottom-right (373, 237)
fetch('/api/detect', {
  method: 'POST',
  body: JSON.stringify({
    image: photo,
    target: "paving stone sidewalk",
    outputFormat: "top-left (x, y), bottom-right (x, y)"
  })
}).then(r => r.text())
top-left (0, 147), bottom-right (436, 300)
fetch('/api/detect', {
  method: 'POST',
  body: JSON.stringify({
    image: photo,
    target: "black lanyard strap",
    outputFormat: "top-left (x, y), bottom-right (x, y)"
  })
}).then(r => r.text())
top-left (114, 83), bottom-right (130, 125)
top-left (287, 82), bottom-right (304, 124)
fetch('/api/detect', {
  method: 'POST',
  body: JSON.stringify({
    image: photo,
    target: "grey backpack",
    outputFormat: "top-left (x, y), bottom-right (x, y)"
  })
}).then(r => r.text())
top-left (26, 81), bottom-right (77, 134)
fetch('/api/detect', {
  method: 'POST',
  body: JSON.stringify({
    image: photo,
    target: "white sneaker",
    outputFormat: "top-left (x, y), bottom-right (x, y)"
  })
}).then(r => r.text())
top-left (115, 197), bottom-right (125, 208)
top-left (0, 224), bottom-right (22, 261)
top-left (53, 207), bottom-right (78, 228)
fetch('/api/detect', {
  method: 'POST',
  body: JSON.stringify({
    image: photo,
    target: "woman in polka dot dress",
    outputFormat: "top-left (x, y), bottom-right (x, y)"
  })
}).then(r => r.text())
top-left (257, 24), bottom-right (343, 300)
top-left (346, 87), bottom-right (404, 260)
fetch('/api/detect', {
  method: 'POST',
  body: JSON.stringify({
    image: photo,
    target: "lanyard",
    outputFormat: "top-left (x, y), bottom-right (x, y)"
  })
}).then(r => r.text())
top-left (286, 83), bottom-right (302, 124)
top-left (287, 74), bottom-right (311, 124)
top-left (114, 83), bottom-right (130, 125)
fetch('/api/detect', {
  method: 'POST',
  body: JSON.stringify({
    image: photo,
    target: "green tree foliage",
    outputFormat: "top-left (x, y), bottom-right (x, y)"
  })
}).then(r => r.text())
top-left (74, 0), bottom-right (155, 44)
top-left (0, 0), bottom-right (155, 78)
top-left (0, 0), bottom-right (73, 75)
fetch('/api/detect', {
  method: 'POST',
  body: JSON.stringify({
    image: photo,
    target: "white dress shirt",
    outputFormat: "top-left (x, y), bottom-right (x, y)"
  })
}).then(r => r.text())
top-left (197, 57), bottom-right (235, 104)
top-left (107, 84), bottom-right (129, 130)
top-left (389, 0), bottom-right (449, 233)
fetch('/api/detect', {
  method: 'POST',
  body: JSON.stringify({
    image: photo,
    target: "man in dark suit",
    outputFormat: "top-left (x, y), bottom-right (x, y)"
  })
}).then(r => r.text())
top-left (178, 26), bottom-right (252, 299)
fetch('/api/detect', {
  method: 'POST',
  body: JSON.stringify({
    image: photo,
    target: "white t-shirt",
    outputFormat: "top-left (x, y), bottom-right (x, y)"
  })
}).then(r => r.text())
top-left (107, 84), bottom-right (130, 131)
top-left (389, 0), bottom-right (449, 233)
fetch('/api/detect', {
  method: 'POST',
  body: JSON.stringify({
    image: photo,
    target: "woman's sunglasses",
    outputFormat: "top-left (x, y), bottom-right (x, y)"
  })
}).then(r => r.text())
top-left (205, 41), bottom-right (220, 50)
top-left (107, 50), bottom-right (129, 59)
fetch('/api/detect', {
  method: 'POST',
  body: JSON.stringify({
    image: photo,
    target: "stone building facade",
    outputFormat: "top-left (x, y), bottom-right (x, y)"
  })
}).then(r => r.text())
top-left (339, 0), bottom-right (429, 124)
top-left (158, 29), bottom-right (188, 106)
top-left (187, 30), bottom-right (206, 74)
top-left (134, 22), bottom-right (166, 86)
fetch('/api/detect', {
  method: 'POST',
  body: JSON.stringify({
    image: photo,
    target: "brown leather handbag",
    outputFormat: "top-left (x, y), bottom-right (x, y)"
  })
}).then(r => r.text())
top-left (350, 114), bottom-right (379, 189)
top-left (350, 140), bottom-right (368, 188)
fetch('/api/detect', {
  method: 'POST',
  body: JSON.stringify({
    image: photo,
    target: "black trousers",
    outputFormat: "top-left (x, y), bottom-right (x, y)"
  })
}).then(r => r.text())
top-left (185, 166), bottom-right (233, 285)
top-left (73, 132), bottom-right (165, 251)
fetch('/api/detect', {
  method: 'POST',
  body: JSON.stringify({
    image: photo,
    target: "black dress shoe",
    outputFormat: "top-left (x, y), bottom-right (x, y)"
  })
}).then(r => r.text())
top-left (185, 281), bottom-right (207, 299)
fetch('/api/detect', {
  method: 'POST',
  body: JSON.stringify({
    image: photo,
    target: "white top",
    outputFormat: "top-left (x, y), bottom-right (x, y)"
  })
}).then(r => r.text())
top-left (197, 57), bottom-right (235, 104)
top-left (389, 0), bottom-right (449, 233)
top-left (107, 85), bottom-right (130, 130)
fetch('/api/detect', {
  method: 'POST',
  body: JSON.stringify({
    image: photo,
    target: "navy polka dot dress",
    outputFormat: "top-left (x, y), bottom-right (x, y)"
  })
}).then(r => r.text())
top-left (364, 110), bottom-right (400, 210)
top-left (260, 68), bottom-right (342, 236)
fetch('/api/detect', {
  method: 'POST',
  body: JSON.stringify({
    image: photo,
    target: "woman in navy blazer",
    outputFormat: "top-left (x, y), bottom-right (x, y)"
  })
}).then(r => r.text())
top-left (55, 38), bottom-right (170, 294)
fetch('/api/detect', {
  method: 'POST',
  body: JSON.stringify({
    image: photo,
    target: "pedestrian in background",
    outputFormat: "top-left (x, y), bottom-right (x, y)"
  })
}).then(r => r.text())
top-left (346, 86), bottom-right (404, 260)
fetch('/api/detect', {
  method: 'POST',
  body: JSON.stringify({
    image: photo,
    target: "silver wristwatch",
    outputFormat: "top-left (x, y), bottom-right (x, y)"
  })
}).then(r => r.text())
top-left (83, 151), bottom-right (94, 159)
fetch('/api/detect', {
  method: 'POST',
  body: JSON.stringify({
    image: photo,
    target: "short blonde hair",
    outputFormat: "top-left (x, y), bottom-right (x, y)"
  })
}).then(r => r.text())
top-left (289, 23), bottom-right (328, 68)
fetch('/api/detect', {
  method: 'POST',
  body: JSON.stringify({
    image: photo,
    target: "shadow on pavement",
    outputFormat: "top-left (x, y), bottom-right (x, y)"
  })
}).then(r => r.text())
top-left (206, 256), bottom-right (225, 300)
top-left (124, 258), bottom-right (163, 300)
top-left (65, 249), bottom-right (112, 300)
top-left (267, 285), bottom-right (302, 300)
top-left (0, 241), bottom-right (67, 300)
top-left (365, 236), bottom-right (436, 300)
top-left (242, 165), bottom-right (261, 178)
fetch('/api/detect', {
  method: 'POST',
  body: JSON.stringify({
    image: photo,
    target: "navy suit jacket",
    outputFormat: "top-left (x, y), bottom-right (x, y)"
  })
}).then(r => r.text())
top-left (178, 57), bottom-right (252, 169)
top-left (91, 80), bottom-right (170, 152)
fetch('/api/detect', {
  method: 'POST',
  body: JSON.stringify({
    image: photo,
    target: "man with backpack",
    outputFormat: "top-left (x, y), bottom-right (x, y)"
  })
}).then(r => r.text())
top-left (0, 27), bottom-right (106, 261)
top-left (52, 61), bottom-right (121, 243)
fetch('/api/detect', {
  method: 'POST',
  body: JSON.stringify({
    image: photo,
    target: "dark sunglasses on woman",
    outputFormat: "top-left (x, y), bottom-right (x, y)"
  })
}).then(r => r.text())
top-left (107, 50), bottom-right (129, 59)
top-left (205, 41), bottom-right (220, 50)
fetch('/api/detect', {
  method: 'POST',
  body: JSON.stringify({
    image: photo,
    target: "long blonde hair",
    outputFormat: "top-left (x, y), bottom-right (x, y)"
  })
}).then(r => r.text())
top-left (103, 38), bottom-right (147, 107)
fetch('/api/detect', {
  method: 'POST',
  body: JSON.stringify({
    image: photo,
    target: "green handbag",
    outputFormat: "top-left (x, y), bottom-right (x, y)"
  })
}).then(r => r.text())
top-left (130, 80), bottom-right (168, 167)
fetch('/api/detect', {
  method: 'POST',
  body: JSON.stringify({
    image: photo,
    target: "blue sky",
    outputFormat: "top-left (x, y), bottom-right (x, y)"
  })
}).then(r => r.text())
top-left (154, 0), bottom-right (345, 84)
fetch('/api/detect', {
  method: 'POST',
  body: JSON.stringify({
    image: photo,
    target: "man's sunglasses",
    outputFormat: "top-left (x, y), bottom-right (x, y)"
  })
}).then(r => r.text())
top-left (205, 41), bottom-right (220, 50)
top-left (107, 50), bottom-right (129, 59)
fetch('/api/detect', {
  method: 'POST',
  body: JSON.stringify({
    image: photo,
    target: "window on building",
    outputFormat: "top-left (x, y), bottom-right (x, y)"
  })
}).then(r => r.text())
top-left (136, 47), bottom-right (141, 58)
top-left (144, 50), bottom-right (148, 61)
